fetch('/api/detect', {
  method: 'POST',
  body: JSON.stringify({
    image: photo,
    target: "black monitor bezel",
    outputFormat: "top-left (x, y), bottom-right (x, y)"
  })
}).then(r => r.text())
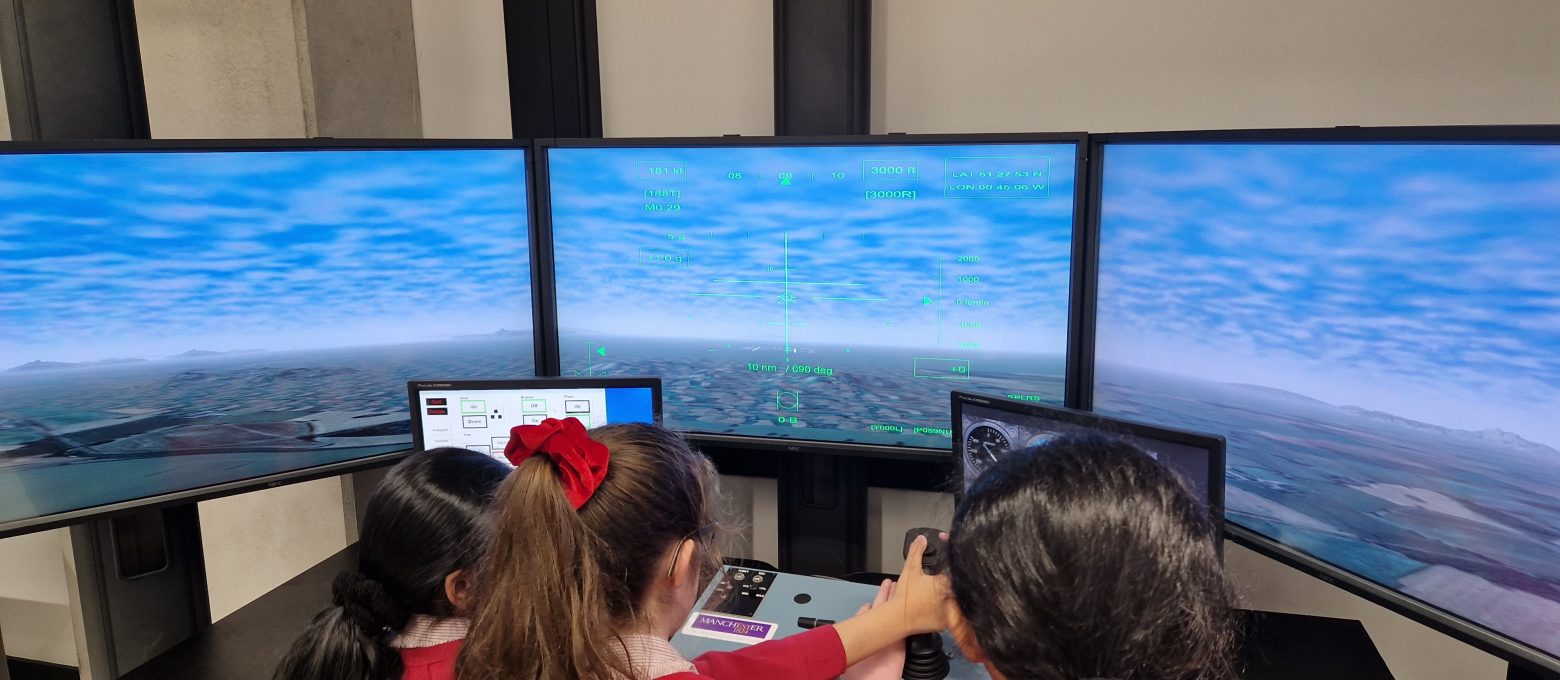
top-left (951, 390), bottom-right (1227, 541)
top-left (534, 132), bottom-right (1091, 463)
top-left (406, 377), bottom-right (664, 451)
top-left (0, 138), bottom-right (542, 541)
top-left (1081, 124), bottom-right (1560, 677)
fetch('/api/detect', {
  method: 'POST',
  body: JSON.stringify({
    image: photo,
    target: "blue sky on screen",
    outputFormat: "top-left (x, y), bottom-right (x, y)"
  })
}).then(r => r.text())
top-left (548, 143), bottom-right (1076, 352)
top-left (0, 149), bottom-right (532, 366)
top-left (1096, 143), bottom-right (1560, 447)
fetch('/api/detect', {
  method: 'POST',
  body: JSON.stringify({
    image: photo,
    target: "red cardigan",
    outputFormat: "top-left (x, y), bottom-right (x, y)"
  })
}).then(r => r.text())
top-left (392, 624), bottom-right (847, 680)
top-left (398, 640), bottom-right (461, 680)
top-left (673, 625), bottom-right (846, 679)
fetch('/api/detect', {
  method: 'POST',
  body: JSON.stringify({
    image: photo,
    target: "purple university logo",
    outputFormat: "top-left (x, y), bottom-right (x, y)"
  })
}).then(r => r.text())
top-left (688, 613), bottom-right (775, 641)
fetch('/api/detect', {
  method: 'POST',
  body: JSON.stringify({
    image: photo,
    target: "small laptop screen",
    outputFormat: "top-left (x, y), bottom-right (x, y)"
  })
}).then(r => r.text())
top-left (410, 379), bottom-right (659, 460)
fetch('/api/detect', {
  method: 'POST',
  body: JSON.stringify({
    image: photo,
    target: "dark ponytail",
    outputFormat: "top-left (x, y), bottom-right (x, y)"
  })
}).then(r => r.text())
top-left (273, 573), bottom-right (407, 680)
top-left (274, 448), bottom-right (509, 680)
top-left (332, 571), bottom-right (409, 635)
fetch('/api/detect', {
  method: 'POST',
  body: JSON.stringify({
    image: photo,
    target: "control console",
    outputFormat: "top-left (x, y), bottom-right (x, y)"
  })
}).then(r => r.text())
top-left (670, 528), bottom-right (984, 679)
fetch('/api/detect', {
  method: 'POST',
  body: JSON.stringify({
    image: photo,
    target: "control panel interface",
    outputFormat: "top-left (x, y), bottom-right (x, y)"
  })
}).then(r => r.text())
top-left (548, 142), bottom-right (1078, 450)
top-left (416, 386), bottom-right (655, 459)
top-left (958, 403), bottom-right (1215, 511)
top-left (701, 567), bottom-right (777, 618)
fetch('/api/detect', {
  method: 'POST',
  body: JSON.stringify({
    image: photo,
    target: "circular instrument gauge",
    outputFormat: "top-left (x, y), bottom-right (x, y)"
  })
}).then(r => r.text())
top-left (964, 424), bottom-right (1012, 468)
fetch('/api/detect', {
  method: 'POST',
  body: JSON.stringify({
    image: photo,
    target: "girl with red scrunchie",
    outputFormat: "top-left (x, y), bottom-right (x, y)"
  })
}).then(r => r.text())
top-left (455, 419), bottom-right (950, 680)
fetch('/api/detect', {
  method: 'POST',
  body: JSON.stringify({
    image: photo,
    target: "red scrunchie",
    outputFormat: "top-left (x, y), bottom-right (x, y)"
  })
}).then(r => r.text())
top-left (503, 418), bottom-right (610, 510)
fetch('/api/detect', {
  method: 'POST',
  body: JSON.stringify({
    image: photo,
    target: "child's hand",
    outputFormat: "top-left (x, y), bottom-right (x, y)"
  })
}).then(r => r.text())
top-left (887, 534), bottom-right (952, 635)
top-left (840, 580), bottom-right (905, 680)
top-left (832, 537), bottom-right (951, 666)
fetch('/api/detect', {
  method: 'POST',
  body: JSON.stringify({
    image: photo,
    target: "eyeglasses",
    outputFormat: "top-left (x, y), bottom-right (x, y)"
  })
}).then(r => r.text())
top-left (667, 524), bottom-right (716, 578)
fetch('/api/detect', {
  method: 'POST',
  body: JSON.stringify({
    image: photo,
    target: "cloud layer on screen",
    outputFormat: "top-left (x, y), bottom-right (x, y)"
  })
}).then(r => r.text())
top-left (548, 143), bottom-right (1077, 353)
top-left (1095, 143), bottom-right (1560, 446)
top-left (0, 149), bottom-right (533, 364)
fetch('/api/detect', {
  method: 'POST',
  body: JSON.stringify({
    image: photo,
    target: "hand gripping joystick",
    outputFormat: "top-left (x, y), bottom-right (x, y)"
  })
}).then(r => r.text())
top-left (902, 527), bottom-right (946, 575)
top-left (901, 528), bottom-right (950, 680)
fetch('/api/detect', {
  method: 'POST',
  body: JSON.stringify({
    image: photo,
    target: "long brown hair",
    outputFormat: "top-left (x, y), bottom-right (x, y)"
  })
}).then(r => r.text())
top-left (455, 423), bottom-right (720, 680)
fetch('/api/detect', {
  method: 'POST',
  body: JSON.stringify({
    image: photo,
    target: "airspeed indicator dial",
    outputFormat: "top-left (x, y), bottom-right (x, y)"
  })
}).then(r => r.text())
top-left (965, 424), bottom-right (1011, 467)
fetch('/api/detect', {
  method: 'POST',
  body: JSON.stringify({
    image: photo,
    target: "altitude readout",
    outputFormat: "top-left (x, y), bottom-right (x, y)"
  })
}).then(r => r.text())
top-left (863, 160), bottom-right (921, 179)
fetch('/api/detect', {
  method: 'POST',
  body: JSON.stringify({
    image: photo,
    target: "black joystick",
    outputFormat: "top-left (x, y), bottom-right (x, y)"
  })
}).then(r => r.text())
top-left (901, 528), bottom-right (950, 680)
top-left (902, 528), bottom-right (946, 575)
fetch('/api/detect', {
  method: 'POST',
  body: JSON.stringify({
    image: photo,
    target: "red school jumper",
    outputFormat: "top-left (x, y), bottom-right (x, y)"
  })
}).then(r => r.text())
top-left (671, 625), bottom-right (847, 679)
top-left (398, 640), bottom-right (462, 680)
top-left (394, 624), bottom-right (846, 680)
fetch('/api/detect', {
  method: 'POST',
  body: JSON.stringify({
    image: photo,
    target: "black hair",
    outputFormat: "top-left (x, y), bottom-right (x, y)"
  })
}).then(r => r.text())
top-left (273, 447), bottom-right (510, 680)
top-left (947, 433), bottom-right (1238, 680)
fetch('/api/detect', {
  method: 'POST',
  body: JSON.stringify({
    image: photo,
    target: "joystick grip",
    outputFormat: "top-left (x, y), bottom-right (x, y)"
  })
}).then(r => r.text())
top-left (902, 528), bottom-right (952, 679)
top-left (902, 527), bottom-right (947, 575)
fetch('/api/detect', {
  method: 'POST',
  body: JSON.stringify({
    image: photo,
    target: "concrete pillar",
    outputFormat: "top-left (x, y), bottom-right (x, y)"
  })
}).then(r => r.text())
top-left (0, 49), bottom-right (10, 140)
top-left (136, 0), bottom-right (421, 139)
top-left (297, 0), bottom-right (421, 138)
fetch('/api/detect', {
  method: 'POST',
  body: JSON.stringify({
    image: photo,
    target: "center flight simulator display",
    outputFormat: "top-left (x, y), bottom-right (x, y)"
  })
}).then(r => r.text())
top-left (0, 145), bottom-right (535, 533)
top-left (546, 138), bottom-right (1080, 453)
top-left (1091, 138), bottom-right (1560, 662)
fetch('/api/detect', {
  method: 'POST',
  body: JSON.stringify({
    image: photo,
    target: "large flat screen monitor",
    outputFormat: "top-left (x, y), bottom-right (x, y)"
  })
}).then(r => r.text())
top-left (543, 135), bottom-right (1084, 459)
top-left (408, 378), bottom-right (661, 458)
top-left (1089, 129), bottom-right (1560, 673)
top-left (952, 391), bottom-right (1225, 547)
top-left (0, 142), bottom-right (536, 538)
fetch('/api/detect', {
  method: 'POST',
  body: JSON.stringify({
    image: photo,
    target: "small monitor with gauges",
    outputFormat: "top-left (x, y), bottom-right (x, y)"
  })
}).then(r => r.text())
top-left (951, 391), bottom-right (1225, 545)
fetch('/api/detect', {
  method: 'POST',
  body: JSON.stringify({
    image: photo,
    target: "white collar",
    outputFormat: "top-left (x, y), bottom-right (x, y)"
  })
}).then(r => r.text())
top-left (610, 633), bottom-right (699, 678)
top-left (390, 614), bottom-right (469, 649)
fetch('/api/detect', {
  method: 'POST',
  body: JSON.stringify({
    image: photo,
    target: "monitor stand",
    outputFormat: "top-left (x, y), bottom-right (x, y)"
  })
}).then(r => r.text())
top-left (777, 453), bottom-right (866, 576)
top-left (64, 505), bottom-right (210, 679)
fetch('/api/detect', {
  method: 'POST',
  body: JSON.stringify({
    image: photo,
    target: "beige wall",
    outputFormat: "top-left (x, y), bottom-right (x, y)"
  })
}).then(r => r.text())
top-left (875, 0), bottom-right (1560, 134)
top-left (135, 0), bottom-right (309, 138)
top-left (299, 0), bottom-right (423, 138)
top-left (201, 481), bottom-right (354, 620)
top-left (596, 0), bottom-right (773, 137)
top-left (0, 531), bottom-right (75, 666)
top-left (416, 0), bottom-right (776, 139)
top-left (0, 55), bottom-right (10, 140)
top-left (412, 0), bottom-right (512, 138)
